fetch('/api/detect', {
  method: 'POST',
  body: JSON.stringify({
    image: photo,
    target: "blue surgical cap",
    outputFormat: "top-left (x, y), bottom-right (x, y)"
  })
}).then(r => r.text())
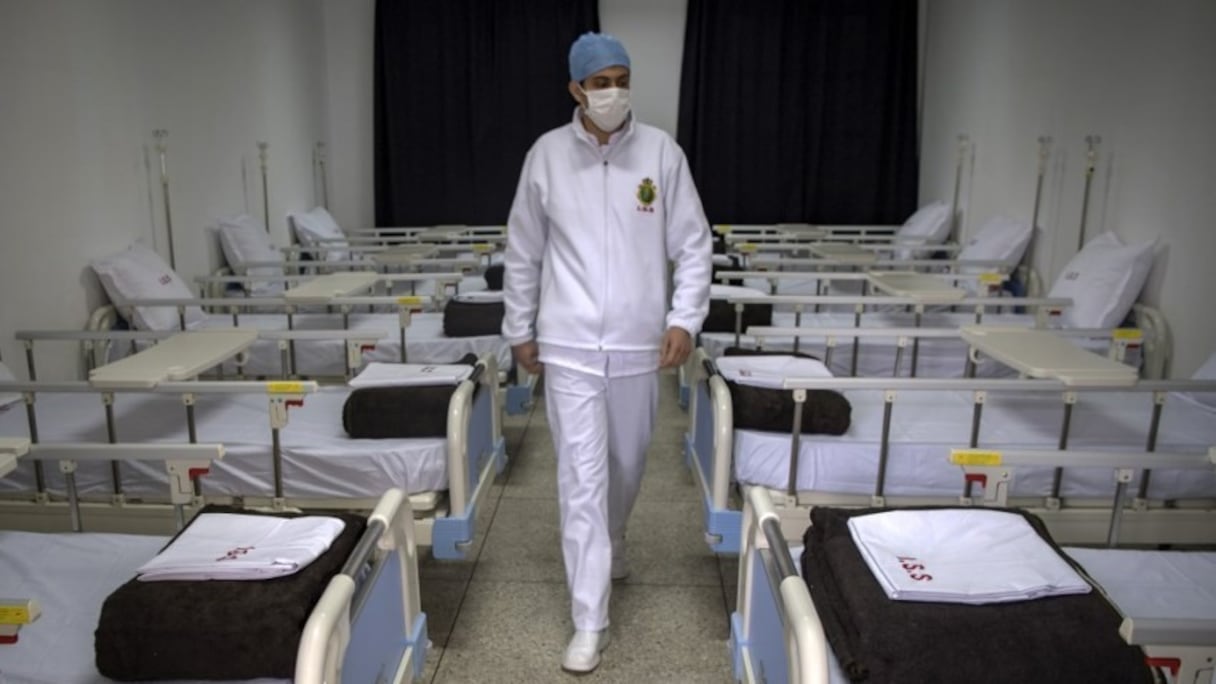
top-left (568, 32), bottom-right (631, 83)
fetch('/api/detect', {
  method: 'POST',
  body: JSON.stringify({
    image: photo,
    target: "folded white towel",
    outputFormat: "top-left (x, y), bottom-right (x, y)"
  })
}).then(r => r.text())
top-left (136, 513), bottom-right (345, 582)
top-left (454, 290), bottom-right (503, 303)
top-left (349, 362), bottom-right (473, 389)
top-left (710, 284), bottom-right (766, 299)
top-left (848, 508), bottom-right (1091, 605)
top-left (715, 355), bottom-right (832, 389)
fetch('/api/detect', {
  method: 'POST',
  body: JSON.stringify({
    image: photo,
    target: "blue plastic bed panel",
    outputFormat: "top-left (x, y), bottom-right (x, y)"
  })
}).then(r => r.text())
top-left (687, 379), bottom-right (743, 554)
top-left (730, 547), bottom-right (790, 684)
top-left (505, 382), bottom-right (533, 415)
top-left (432, 507), bottom-right (474, 560)
top-left (678, 381), bottom-right (690, 410)
top-left (707, 504), bottom-right (743, 555)
top-left (345, 551), bottom-right (429, 683)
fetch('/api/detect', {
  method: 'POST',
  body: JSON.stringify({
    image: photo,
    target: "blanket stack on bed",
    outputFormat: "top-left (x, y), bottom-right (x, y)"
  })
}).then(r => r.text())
top-left (95, 506), bottom-right (366, 681)
top-left (802, 506), bottom-right (1153, 683)
top-left (718, 349), bottom-right (851, 435)
top-left (343, 354), bottom-right (478, 438)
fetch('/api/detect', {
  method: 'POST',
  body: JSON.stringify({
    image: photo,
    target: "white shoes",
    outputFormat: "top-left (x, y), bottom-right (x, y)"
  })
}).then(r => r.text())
top-left (562, 629), bottom-right (611, 673)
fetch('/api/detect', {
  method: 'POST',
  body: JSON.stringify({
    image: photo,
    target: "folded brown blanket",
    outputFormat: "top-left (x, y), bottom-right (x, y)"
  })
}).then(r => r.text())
top-left (443, 298), bottom-right (504, 337)
top-left (343, 354), bottom-right (479, 438)
top-left (95, 507), bottom-right (366, 681)
top-left (720, 349), bottom-right (850, 435)
top-left (802, 506), bottom-right (1153, 683)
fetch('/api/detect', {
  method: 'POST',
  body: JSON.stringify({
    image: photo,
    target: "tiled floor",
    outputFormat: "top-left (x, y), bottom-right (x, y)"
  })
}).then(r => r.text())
top-left (419, 371), bottom-right (737, 683)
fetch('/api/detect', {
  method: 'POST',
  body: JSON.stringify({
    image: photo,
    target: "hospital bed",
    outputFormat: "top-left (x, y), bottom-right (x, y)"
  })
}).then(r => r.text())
top-left (684, 330), bottom-right (1216, 554)
top-left (701, 285), bottom-right (1168, 379)
top-left (0, 438), bottom-right (428, 683)
top-left (0, 331), bottom-right (507, 559)
top-left (731, 485), bottom-right (1216, 684)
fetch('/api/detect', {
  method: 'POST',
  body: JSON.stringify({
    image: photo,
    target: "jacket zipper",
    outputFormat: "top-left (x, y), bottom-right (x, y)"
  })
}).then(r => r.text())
top-left (598, 155), bottom-right (609, 351)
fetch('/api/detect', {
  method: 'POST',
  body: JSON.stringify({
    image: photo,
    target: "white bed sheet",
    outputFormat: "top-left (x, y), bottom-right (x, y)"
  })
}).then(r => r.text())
top-left (0, 530), bottom-right (286, 684)
top-left (0, 387), bottom-right (449, 498)
top-left (732, 389), bottom-right (1216, 498)
top-left (702, 311), bottom-right (1114, 378)
top-left (186, 311), bottom-right (511, 377)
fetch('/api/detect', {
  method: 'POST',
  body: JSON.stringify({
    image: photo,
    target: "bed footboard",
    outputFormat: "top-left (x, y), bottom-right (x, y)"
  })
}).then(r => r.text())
top-left (297, 488), bottom-right (428, 684)
top-left (432, 354), bottom-right (506, 560)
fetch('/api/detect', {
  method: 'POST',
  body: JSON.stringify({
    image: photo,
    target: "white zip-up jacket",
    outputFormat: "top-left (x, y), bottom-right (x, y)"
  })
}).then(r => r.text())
top-left (502, 110), bottom-right (712, 354)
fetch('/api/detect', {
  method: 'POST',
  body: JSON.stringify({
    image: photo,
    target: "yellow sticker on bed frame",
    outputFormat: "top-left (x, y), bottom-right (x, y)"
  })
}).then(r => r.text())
top-left (0, 601), bottom-right (36, 625)
top-left (397, 296), bottom-right (424, 306)
top-left (949, 449), bottom-right (1003, 466)
top-left (715, 224), bottom-right (732, 234)
top-left (1113, 328), bottom-right (1142, 341)
top-left (737, 243), bottom-right (758, 253)
top-left (978, 272), bottom-right (1004, 286)
top-left (266, 382), bottom-right (306, 395)
top-left (472, 243), bottom-right (493, 254)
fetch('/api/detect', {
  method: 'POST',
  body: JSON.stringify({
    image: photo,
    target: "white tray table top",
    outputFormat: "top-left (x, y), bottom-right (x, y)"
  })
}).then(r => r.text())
top-left (808, 242), bottom-right (878, 265)
top-left (89, 330), bottom-right (258, 389)
top-left (284, 272), bottom-right (380, 303)
top-left (961, 326), bottom-right (1138, 386)
top-left (866, 271), bottom-right (966, 303)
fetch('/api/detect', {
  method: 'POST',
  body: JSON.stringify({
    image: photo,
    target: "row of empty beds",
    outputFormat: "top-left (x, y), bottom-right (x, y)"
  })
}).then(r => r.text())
top-left (684, 326), bottom-right (1216, 553)
top-left (1, 327), bottom-right (504, 560)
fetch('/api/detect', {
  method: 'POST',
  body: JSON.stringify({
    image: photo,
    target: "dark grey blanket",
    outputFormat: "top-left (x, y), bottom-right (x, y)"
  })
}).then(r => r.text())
top-left (95, 507), bottom-right (366, 681)
top-left (801, 506), bottom-right (1154, 683)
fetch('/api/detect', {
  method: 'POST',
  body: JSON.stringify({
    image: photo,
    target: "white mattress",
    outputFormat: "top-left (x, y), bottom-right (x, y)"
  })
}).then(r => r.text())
top-left (702, 311), bottom-right (1115, 378)
top-left (732, 389), bottom-right (1216, 499)
top-left (0, 530), bottom-right (287, 684)
top-left (0, 388), bottom-right (449, 498)
top-left (185, 311), bottom-right (512, 377)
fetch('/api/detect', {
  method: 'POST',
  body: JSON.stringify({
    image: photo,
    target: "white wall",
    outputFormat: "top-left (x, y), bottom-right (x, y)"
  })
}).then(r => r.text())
top-left (921, 0), bottom-right (1216, 377)
top-left (322, 0), bottom-right (376, 231)
top-left (600, 0), bottom-right (688, 138)
top-left (0, 0), bottom-right (328, 379)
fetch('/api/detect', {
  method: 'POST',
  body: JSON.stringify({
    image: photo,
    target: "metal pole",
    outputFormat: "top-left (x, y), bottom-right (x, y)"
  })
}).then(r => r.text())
top-left (315, 141), bottom-right (329, 208)
top-left (1022, 136), bottom-right (1052, 276)
top-left (949, 135), bottom-right (969, 245)
top-left (154, 130), bottom-right (176, 270)
top-left (1077, 135), bottom-right (1101, 253)
top-left (258, 141), bottom-right (271, 234)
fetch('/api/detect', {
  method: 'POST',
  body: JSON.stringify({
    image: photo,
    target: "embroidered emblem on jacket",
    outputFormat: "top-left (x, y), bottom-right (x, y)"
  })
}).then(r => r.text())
top-left (636, 178), bottom-right (657, 213)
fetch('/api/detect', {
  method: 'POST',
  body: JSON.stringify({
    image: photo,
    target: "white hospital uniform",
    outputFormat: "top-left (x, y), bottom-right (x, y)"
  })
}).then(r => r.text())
top-left (503, 109), bottom-right (712, 631)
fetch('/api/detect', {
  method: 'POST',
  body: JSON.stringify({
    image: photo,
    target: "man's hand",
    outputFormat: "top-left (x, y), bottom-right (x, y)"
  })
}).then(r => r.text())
top-left (659, 327), bottom-right (693, 369)
top-left (512, 341), bottom-right (543, 375)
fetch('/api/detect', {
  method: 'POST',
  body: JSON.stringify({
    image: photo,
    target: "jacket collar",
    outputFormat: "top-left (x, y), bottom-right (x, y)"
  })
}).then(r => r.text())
top-left (569, 107), bottom-right (636, 152)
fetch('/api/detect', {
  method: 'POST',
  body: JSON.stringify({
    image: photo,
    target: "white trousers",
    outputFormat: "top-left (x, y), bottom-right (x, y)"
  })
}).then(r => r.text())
top-left (544, 363), bottom-right (658, 631)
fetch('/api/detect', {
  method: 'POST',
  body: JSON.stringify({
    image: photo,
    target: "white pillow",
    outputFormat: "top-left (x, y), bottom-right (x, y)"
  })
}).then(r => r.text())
top-left (1047, 232), bottom-right (1155, 329)
top-left (289, 207), bottom-right (348, 262)
top-left (1185, 351), bottom-right (1216, 411)
top-left (217, 214), bottom-right (284, 295)
top-left (90, 243), bottom-right (207, 331)
top-left (958, 215), bottom-right (1033, 266)
top-left (894, 201), bottom-right (952, 259)
top-left (0, 361), bottom-right (19, 409)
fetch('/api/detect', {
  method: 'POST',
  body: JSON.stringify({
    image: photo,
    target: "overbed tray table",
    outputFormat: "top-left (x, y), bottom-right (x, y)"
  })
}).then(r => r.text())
top-left (89, 330), bottom-right (258, 389)
top-left (808, 242), bottom-right (878, 266)
top-left (866, 271), bottom-right (967, 304)
top-left (283, 272), bottom-right (380, 304)
top-left (961, 326), bottom-right (1138, 386)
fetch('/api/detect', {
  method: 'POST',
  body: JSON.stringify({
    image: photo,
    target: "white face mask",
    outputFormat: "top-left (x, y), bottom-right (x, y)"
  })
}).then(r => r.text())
top-left (580, 86), bottom-right (631, 133)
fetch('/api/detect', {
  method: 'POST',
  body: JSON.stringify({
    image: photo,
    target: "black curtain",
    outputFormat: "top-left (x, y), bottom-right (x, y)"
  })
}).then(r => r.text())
top-left (375, 0), bottom-right (599, 226)
top-left (677, 0), bottom-right (919, 225)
